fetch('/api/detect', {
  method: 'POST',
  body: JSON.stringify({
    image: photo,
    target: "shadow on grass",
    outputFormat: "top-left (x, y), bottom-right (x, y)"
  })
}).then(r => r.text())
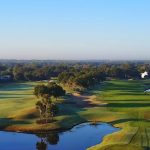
top-left (109, 118), bottom-right (150, 125)
top-left (106, 103), bottom-right (150, 107)
top-left (144, 147), bottom-right (150, 150)
top-left (57, 103), bottom-right (88, 129)
top-left (0, 118), bottom-right (30, 129)
top-left (0, 93), bottom-right (32, 96)
top-left (105, 100), bottom-right (150, 102)
top-left (0, 83), bottom-right (34, 91)
top-left (103, 81), bottom-right (145, 92)
top-left (0, 96), bottom-right (26, 99)
top-left (115, 92), bottom-right (145, 95)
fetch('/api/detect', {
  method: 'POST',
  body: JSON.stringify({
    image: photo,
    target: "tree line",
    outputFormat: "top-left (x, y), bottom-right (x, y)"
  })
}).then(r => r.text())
top-left (0, 62), bottom-right (149, 82)
top-left (58, 69), bottom-right (106, 91)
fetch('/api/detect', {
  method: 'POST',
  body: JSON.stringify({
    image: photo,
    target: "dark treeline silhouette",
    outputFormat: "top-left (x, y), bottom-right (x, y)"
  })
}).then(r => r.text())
top-left (0, 62), bottom-right (149, 83)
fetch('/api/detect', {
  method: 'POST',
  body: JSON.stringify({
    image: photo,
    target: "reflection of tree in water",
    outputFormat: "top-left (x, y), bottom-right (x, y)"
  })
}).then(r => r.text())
top-left (46, 133), bottom-right (59, 145)
top-left (36, 132), bottom-right (59, 150)
top-left (90, 122), bottom-right (99, 128)
top-left (36, 139), bottom-right (47, 150)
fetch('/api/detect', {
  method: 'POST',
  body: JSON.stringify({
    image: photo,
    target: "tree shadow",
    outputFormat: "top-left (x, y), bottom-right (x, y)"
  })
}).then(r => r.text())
top-left (0, 118), bottom-right (30, 130)
top-left (0, 96), bottom-right (25, 99)
top-left (0, 93), bottom-right (32, 96)
top-left (36, 132), bottom-right (59, 150)
top-left (103, 81), bottom-right (145, 92)
top-left (144, 147), bottom-right (150, 150)
top-left (0, 83), bottom-right (34, 91)
top-left (106, 103), bottom-right (150, 108)
top-left (109, 118), bottom-right (150, 125)
top-left (105, 100), bottom-right (150, 102)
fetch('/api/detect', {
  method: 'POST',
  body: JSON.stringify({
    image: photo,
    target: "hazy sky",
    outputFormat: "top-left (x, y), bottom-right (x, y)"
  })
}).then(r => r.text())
top-left (0, 0), bottom-right (150, 60)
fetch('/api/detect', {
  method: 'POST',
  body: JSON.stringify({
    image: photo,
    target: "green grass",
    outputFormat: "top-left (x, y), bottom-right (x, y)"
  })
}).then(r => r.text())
top-left (0, 82), bottom-right (36, 117)
top-left (0, 81), bottom-right (87, 132)
top-left (88, 80), bottom-right (150, 150)
top-left (0, 80), bottom-right (150, 150)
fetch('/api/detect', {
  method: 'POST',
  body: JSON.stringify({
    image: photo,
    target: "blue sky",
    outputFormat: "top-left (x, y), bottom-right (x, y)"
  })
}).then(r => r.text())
top-left (0, 0), bottom-right (150, 60)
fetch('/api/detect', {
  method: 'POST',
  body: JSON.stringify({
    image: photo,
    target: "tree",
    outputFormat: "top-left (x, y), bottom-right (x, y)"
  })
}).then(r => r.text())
top-left (34, 85), bottom-right (48, 98)
top-left (48, 82), bottom-right (66, 100)
top-left (34, 83), bottom-right (64, 123)
top-left (12, 65), bottom-right (25, 80)
top-left (36, 100), bottom-right (46, 120)
top-left (36, 94), bottom-right (54, 123)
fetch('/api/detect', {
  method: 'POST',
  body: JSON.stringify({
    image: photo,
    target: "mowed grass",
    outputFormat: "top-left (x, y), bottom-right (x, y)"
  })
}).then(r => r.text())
top-left (88, 80), bottom-right (150, 150)
top-left (0, 80), bottom-right (150, 150)
top-left (0, 82), bottom-right (40, 131)
top-left (0, 81), bottom-right (89, 132)
top-left (0, 82), bottom-right (37, 118)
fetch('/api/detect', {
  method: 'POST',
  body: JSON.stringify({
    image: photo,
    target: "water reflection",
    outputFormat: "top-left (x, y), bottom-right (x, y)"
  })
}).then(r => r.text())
top-left (36, 132), bottom-right (59, 150)
top-left (0, 123), bottom-right (119, 150)
top-left (36, 140), bottom-right (47, 150)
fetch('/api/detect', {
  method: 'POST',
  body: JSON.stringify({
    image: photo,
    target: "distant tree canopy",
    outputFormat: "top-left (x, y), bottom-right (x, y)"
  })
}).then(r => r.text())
top-left (11, 64), bottom-right (70, 81)
top-left (0, 62), bottom-right (150, 83)
top-left (58, 69), bottom-right (106, 91)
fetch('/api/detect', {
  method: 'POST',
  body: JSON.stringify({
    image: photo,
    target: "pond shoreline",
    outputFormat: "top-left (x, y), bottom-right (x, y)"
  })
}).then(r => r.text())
top-left (0, 122), bottom-right (120, 150)
top-left (0, 120), bottom-right (121, 135)
top-left (0, 90), bottom-right (107, 134)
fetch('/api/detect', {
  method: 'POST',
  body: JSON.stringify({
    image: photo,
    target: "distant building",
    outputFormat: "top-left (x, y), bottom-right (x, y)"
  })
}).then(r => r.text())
top-left (141, 71), bottom-right (148, 79)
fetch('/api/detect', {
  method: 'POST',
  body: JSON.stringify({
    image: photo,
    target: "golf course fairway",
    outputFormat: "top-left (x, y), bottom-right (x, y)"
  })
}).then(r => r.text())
top-left (0, 80), bottom-right (149, 150)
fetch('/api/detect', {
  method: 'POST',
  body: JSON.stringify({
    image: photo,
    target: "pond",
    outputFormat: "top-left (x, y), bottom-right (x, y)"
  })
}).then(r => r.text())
top-left (0, 123), bottom-right (119, 150)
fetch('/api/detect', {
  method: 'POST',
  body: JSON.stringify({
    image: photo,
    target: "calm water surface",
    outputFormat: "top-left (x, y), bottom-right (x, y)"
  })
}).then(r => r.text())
top-left (0, 123), bottom-right (119, 150)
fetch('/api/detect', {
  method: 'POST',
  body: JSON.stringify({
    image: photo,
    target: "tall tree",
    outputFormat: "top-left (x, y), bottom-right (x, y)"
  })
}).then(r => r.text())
top-left (34, 83), bottom-right (64, 123)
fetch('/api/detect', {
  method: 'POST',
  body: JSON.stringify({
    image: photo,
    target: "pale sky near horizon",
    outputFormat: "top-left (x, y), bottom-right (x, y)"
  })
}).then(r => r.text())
top-left (0, 0), bottom-right (150, 60)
